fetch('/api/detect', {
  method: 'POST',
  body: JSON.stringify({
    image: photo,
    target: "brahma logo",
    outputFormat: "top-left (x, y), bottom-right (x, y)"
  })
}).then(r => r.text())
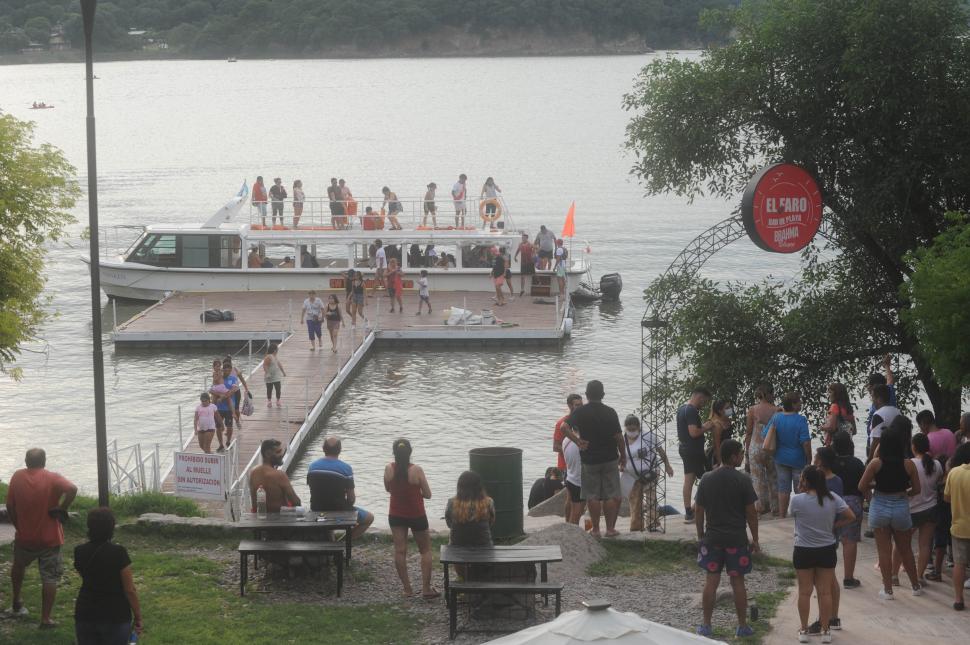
top-left (741, 164), bottom-right (823, 253)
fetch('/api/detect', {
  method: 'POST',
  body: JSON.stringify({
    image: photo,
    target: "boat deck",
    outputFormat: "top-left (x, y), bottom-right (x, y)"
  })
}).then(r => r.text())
top-left (113, 290), bottom-right (569, 345)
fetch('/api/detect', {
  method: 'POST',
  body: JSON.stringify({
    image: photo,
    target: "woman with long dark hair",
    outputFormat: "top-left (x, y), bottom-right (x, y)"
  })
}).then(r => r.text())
top-left (708, 399), bottom-right (735, 468)
top-left (789, 466), bottom-right (855, 642)
top-left (820, 383), bottom-right (855, 446)
top-left (745, 383), bottom-right (779, 516)
top-left (384, 438), bottom-right (436, 598)
top-left (858, 425), bottom-right (922, 599)
top-left (445, 471), bottom-right (495, 547)
top-left (891, 432), bottom-right (941, 583)
top-left (74, 508), bottom-right (143, 644)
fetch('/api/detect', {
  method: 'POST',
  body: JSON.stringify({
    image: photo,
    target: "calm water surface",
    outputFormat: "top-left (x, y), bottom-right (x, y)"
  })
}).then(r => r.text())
top-left (0, 56), bottom-right (801, 520)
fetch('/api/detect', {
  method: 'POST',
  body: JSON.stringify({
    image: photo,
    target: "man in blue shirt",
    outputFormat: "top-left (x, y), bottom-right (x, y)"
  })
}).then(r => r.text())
top-left (308, 437), bottom-right (374, 538)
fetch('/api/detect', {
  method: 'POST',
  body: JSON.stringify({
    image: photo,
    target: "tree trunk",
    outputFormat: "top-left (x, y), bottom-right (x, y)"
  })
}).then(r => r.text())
top-left (907, 339), bottom-right (962, 429)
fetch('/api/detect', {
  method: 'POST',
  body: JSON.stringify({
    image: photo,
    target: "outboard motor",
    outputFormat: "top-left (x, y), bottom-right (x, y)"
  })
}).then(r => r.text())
top-left (599, 273), bottom-right (622, 301)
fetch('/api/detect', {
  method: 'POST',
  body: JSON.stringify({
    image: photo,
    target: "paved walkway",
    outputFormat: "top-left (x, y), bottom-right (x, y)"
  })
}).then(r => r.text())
top-left (637, 514), bottom-right (969, 644)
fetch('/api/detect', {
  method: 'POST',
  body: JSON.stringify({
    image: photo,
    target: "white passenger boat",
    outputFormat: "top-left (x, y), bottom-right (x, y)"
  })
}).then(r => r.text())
top-left (86, 184), bottom-right (591, 302)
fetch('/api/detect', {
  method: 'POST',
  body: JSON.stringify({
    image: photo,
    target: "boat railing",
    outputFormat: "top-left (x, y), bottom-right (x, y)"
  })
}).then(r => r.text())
top-left (246, 194), bottom-right (517, 232)
top-left (97, 225), bottom-right (144, 260)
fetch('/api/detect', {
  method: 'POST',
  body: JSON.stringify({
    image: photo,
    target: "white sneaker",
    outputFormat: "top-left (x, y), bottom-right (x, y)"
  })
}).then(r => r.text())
top-left (912, 585), bottom-right (924, 596)
top-left (821, 632), bottom-right (832, 644)
top-left (6, 605), bottom-right (28, 617)
top-left (878, 589), bottom-right (894, 600)
top-left (798, 629), bottom-right (810, 643)
top-left (965, 579), bottom-right (970, 590)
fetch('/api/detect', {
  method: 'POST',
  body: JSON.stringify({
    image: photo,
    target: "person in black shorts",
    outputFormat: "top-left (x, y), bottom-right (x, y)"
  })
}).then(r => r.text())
top-left (677, 386), bottom-right (714, 522)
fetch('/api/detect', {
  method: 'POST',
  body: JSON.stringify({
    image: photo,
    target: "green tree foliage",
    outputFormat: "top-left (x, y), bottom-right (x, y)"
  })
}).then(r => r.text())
top-left (22, 14), bottom-right (48, 43)
top-left (625, 0), bottom-right (970, 425)
top-left (902, 213), bottom-right (970, 390)
top-left (0, 114), bottom-right (79, 377)
top-left (0, 0), bottom-right (736, 55)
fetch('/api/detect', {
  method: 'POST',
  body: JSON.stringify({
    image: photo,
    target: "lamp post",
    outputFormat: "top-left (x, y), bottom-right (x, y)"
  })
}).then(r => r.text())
top-left (81, 0), bottom-right (110, 507)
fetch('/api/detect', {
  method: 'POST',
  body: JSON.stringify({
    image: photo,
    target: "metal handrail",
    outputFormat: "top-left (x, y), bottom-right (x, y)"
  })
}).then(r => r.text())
top-left (247, 194), bottom-right (517, 232)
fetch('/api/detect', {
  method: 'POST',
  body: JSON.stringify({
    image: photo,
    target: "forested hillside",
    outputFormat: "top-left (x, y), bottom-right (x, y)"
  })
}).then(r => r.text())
top-left (0, 0), bottom-right (736, 57)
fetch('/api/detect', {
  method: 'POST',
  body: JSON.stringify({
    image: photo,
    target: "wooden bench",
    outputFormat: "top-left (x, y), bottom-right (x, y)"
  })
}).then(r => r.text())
top-left (238, 540), bottom-right (344, 597)
top-left (447, 581), bottom-right (564, 640)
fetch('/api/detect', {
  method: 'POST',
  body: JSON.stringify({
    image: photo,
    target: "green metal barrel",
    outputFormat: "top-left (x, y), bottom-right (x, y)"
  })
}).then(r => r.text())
top-left (469, 447), bottom-right (523, 540)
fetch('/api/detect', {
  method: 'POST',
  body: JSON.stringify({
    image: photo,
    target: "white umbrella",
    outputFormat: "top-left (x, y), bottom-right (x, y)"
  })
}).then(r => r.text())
top-left (484, 600), bottom-right (727, 644)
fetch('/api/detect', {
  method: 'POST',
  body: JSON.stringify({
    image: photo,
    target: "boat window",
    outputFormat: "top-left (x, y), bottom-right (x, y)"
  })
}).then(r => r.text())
top-left (128, 233), bottom-right (177, 267)
top-left (218, 236), bottom-right (242, 268)
top-left (410, 243), bottom-right (454, 269)
top-left (181, 235), bottom-right (210, 268)
top-left (461, 243), bottom-right (495, 268)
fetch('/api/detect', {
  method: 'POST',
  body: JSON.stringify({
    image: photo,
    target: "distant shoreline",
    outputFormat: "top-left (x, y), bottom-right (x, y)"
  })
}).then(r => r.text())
top-left (0, 45), bottom-right (660, 67)
top-left (0, 30), bottom-right (684, 67)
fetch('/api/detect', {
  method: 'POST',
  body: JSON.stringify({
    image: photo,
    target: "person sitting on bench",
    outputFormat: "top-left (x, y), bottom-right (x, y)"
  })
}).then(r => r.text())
top-left (249, 439), bottom-right (301, 513)
top-left (308, 437), bottom-right (374, 539)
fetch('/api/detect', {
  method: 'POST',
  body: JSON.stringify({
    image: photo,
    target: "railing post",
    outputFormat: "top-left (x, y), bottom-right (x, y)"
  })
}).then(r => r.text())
top-left (288, 299), bottom-right (293, 334)
top-left (135, 444), bottom-right (146, 493)
top-left (178, 404), bottom-right (184, 449)
top-left (154, 443), bottom-right (161, 491)
top-left (112, 298), bottom-right (117, 332)
top-left (555, 294), bottom-right (560, 328)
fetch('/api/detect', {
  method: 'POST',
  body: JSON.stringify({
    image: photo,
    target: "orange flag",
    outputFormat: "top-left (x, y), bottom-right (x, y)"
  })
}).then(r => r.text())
top-left (561, 201), bottom-right (576, 238)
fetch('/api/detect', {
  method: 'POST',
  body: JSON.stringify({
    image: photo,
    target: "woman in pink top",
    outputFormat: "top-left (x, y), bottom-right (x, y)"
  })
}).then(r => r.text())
top-left (384, 439), bottom-right (436, 599)
top-left (193, 392), bottom-right (219, 453)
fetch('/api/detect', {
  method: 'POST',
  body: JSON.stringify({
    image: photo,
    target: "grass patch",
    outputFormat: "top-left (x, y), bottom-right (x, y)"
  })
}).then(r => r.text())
top-left (587, 539), bottom-right (697, 577)
top-left (0, 527), bottom-right (417, 644)
top-left (1, 486), bottom-right (414, 644)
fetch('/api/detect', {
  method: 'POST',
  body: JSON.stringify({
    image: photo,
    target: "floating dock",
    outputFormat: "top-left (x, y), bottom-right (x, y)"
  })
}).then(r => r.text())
top-left (143, 290), bottom-right (571, 508)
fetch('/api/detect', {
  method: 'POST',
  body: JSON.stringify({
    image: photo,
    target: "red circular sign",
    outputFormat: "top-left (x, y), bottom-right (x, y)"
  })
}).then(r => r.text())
top-left (741, 163), bottom-right (823, 253)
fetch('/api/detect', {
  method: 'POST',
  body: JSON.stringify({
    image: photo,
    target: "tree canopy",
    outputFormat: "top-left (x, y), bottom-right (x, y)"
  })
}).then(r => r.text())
top-left (0, 113), bottom-right (79, 377)
top-left (0, 0), bottom-right (735, 54)
top-left (625, 0), bottom-right (970, 425)
top-left (902, 213), bottom-right (970, 391)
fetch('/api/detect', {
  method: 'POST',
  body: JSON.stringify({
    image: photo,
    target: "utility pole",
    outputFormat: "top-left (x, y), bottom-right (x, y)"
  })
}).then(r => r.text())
top-left (81, 0), bottom-right (110, 507)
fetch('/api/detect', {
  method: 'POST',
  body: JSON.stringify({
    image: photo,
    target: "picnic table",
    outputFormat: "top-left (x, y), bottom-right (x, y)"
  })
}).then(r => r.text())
top-left (440, 545), bottom-right (564, 639)
top-left (439, 545), bottom-right (563, 605)
top-left (235, 510), bottom-right (358, 563)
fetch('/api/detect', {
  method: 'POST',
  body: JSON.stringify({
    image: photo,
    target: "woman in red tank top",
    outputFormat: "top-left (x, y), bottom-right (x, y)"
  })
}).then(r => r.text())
top-left (384, 439), bottom-right (437, 598)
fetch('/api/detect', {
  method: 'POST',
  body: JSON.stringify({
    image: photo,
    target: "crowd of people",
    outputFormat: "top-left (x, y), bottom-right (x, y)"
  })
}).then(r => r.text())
top-left (673, 356), bottom-right (970, 641)
top-left (248, 173), bottom-right (515, 230)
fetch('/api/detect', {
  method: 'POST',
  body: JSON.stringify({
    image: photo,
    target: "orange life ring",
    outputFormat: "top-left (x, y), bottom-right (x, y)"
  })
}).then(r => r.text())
top-left (479, 198), bottom-right (502, 223)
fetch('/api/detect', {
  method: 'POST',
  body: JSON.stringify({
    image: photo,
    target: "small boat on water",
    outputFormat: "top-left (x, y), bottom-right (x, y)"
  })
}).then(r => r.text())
top-left (227, 57), bottom-right (237, 62)
top-left (85, 183), bottom-right (596, 302)
top-left (29, 102), bottom-right (54, 109)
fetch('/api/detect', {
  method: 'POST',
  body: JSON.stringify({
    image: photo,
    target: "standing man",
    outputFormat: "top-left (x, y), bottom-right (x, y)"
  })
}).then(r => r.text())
top-left (694, 439), bottom-right (759, 638)
top-left (916, 409), bottom-right (957, 461)
top-left (5, 448), bottom-right (77, 627)
top-left (865, 355), bottom-right (896, 454)
top-left (535, 225), bottom-right (557, 270)
top-left (678, 386), bottom-right (714, 522)
top-left (249, 439), bottom-right (301, 513)
top-left (944, 443), bottom-right (970, 611)
top-left (308, 437), bottom-right (375, 539)
top-left (553, 394), bottom-right (584, 473)
top-left (451, 173), bottom-right (467, 227)
top-left (514, 233), bottom-right (535, 296)
top-left (866, 384), bottom-right (899, 460)
top-left (252, 175), bottom-right (268, 226)
top-left (328, 177), bottom-right (345, 229)
top-left (269, 177), bottom-right (287, 226)
top-left (560, 380), bottom-right (625, 538)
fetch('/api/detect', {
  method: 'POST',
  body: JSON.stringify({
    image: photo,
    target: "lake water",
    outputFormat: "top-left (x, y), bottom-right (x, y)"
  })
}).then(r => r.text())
top-left (0, 55), bottom-right (801, 521)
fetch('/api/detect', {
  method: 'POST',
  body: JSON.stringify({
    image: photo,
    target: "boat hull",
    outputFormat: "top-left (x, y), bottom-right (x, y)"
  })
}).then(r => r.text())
top-left (91, 259), bottom-right (588, 302)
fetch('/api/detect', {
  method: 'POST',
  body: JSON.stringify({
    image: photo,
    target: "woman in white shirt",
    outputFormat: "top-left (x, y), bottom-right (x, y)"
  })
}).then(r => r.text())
top-left (300, 289), bottom-right (324, 351)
